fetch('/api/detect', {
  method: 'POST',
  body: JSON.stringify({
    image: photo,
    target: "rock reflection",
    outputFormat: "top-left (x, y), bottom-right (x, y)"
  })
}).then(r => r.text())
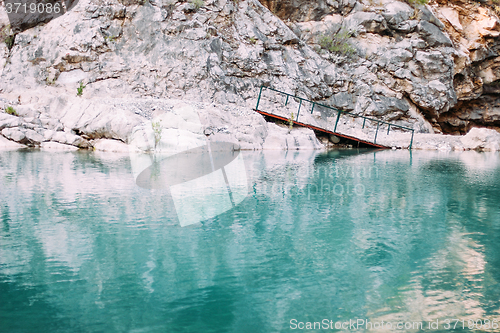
top-left (0, 149), bottom-right (500, 332)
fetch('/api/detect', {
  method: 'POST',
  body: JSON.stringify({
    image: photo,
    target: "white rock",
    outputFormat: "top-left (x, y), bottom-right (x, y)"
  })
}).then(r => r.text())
top-left (460, 127), bottom-right (500, 151)
top-left (1, 128), bottom-right (27, 143)
top-left (40, 142), bottom-right (79, 151)
top-left (0, 135), bottom-right (26, 149)
top-left (24, 129), bottom-right (45, 144)
top-left (93, 139), bottom-right (130, 153)
top-left (47, 97), bottom-right (145, 144)
top-left (51, 131), bottom-right (89, 148)
top-left (262, 123), bottom-right (323, 150)
top-left (0, 113), bottom-right (22, 130)
top-left (56, 69), bottom-right (89, 85)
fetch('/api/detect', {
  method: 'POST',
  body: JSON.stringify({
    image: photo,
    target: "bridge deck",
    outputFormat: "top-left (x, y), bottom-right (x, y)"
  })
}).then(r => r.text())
top-left (254, 109), bottom-right (391, 149)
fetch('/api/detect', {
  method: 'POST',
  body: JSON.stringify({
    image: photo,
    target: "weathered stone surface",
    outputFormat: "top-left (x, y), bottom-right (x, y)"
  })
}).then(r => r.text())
top-left (460, 127), bottom-right (500, 151)
top-left (46, 97), bottom-right (145, 143)
top-left (0, 134), bottom-right (26, 149)
top-left (40, 141), bottom-right (79, 151)
top-left (418, 5), bottom-right (446, 30)
top-left (0, 113), bottom-right (22, 130)
top-left (262, 123), bottom-right (323, 150)
top-left (49, 131), bottom-right (90, 148)
top-left (382, 2), bottom-right (413, 29)
top-left (417, 21), bottom-right (453, 47)
top-left (438, 95), bottom-right (500, 134)
top-left (259, 0), bottom-right (354, 21)
top-left (343, 12), bottom-right (388, 34)
top-left (93, 139), bottom-right (130, 152)
top-left (438, 7), bottom-right (463, 32)
top-left (1, 127), bottom-right (43, 145)
top-left (2, 0), bottom-right (500, 146)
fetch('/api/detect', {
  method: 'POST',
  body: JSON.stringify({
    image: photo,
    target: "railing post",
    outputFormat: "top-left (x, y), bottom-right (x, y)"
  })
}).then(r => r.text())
top-left (311, 102), bottom-right (315, 114)
top-left (362, 118), bottom-right (366, 129)
top-left (334, 110), bottom-right (341, 132)
top-left (374, 121), bottom-right (380, 144)
top-left (387, 124), bottom-right (391, 135)
top-left (296, 99), bottom-right (302, 121)
top-left (410, 130), bottom-right (414, 149)
top-left (285, 95), bottom-right (289, 106)
top-left (256, 85), bottom-right (264, 110)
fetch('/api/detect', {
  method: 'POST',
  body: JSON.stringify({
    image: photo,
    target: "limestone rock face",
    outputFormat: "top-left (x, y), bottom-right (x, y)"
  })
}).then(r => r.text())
top-left (0, 94), bottom-right (321, 151)
top-left (1, 0), bottom-right (500, 148)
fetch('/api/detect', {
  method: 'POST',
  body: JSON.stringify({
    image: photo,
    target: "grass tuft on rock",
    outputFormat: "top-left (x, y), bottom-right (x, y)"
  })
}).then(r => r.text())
top-left (405, 0), bottom-right (428, 6)
top-left (77, 81), bottom-right (86, 96)
top-left (5, 106), bottom-right (18, 116)
top-left (317, 29), bottom-right (356, 56)
top-left (1, 25), bottom-right (15, 50)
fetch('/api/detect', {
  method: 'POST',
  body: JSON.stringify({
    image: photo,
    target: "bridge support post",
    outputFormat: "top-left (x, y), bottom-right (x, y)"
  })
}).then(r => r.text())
top-left (256, 86), bottom-right (264, 111)
top-left (410, 130), bottom-right (414, 149)
top-left (334, 110), bottom-right (341, 132)
top-left (374, 122), bottom-right (380, 144)
top-left (296, 99), bottom-right (302, 121)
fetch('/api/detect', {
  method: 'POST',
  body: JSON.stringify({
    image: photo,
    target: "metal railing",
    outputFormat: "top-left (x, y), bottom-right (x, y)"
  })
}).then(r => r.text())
top-left (255, 86), bottom-right (414, 149)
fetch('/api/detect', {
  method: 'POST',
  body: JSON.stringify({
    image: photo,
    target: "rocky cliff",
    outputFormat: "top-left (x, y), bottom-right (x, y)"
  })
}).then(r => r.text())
top-left (1, 0), bottom-right (500, 150)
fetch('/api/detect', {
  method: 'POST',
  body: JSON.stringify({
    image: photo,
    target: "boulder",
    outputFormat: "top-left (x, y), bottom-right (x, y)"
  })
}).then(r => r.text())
top-left (460, 127), bottom-right (500, 151)
top-left (382, 2), bottom-right (413, 29)
top-left (93, 139), bottom-right (130, 152)
top-left (371, 96), bottom-right (410, 117)
top-left (0, 134), bottom-right (26, 149)
top-left (0, 113), bottom-right (22, 130)
top-left (49, 131), bottom-right (90, 148)
top-left (262, 123), bottom-right (323, 150)
top-left (417, 21), bottom-right (453, 47)
top-left (47, 97), bottom-right (146, 143)
top-left (418, 5), bottom-right (446, 30)
top-left (1, 127), bottom-right (44, 145)
top-left (343, 12), bottom-right (388, 34)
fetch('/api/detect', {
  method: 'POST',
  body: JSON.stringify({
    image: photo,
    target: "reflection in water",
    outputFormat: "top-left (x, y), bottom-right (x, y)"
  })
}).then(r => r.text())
top-left (131, 142), bottom-right (248, 227)
top-left (1, 149), bottom-right (500, 332)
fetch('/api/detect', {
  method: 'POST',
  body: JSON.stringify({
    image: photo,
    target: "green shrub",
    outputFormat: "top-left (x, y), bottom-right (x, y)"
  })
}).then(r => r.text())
top-left (1, 25), bottom-right (15, 50)
top-left (317, 29), bottom-right (356, 56)
top-left (189, 0), bottom-right (204, 10)
top-left (5, 35), bottom-right (15, 50)
top-left (77, 81), bottom-right (86, 96)
top-left (5, 106), bottom-right (18, 116)
top-left (405, 0), bottom-right (428, 5)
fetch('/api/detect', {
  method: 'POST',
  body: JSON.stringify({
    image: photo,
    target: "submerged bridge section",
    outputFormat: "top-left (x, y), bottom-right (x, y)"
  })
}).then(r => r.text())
top-left (254, 86), bottom-right (414, 149)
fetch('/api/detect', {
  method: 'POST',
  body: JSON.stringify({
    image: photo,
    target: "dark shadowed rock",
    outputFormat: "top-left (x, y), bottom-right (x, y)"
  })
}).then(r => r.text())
top-left (5, 0), bottom-right (79, 33)
top-left (417, 21), bottom-right (452, 47)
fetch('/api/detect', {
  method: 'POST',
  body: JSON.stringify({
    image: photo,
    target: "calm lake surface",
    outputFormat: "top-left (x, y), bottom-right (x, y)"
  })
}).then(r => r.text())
top-left (1, 149), bottom-right (500, 332)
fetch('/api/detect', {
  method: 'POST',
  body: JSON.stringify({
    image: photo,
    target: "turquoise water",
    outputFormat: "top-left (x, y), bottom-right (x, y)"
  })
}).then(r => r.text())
top-left (1, 149), bottom-right (500, 332)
